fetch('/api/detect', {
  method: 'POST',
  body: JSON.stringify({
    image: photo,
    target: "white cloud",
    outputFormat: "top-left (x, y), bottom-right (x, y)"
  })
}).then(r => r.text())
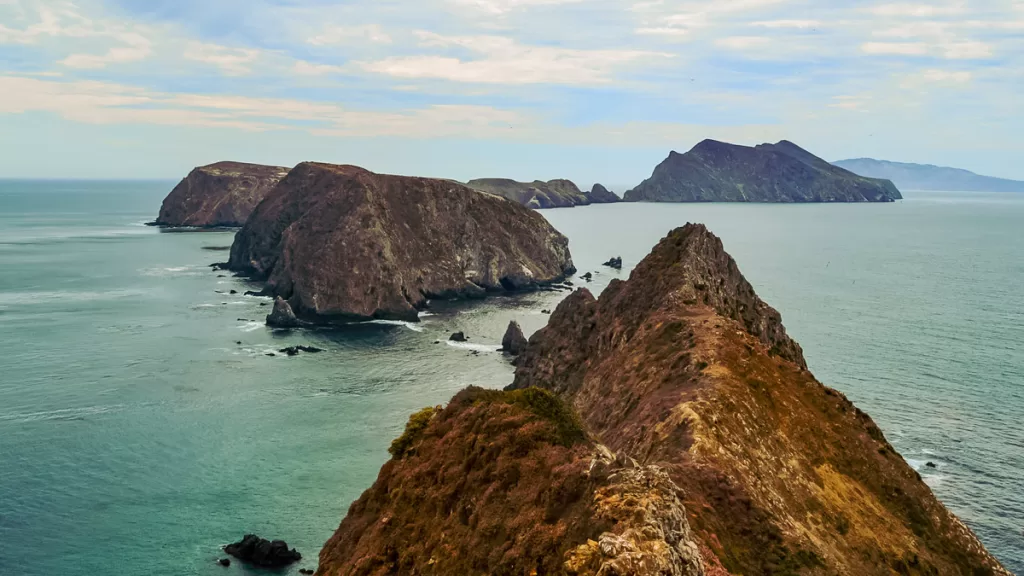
top-left (861, 40), bottom-right (993, 59)
top-left (360, 32), bottom-right (670, 85)
top-left (59, 32), bottom-right (151, 69)
top-left (919, 69), bottom-right (972, 83)
top-left (183, 42), bottom-right (261, 76)
top-left (751, 19), bottom-right (821, 29)
top-left (868, 3), bottom-right (966, 17)
top-left (307, 24), bottom-right (391, 45)
top-left (861, 41), bottom-right (931, 55)
top-left (715, 35), bottom-right (772, 50)
top-left (829, 95), bottom-right (870, 110)
top-left (292, 60), bottom-right (346, 76)
top-left (446, 0), bottom-right (586, 14)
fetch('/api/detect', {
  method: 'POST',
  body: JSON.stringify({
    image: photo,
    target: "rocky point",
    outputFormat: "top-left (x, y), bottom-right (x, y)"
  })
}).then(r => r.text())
top-left (154, 161), bottom-right (289, 227)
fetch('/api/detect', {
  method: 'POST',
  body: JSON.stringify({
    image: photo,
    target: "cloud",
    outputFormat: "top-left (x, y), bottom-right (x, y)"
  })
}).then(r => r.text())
top-left (307, 24), bottom-right (391, 45)
top-left (715, 36), bottom-right (772, 50)
top-left (359, 32), bottom-right (670, 85)
top-left (867, 3), bottom-right (966, 17)
top-left (59, 32), bottom-right (151, 69)
top-left (861, 41), bottom-right (931, 56)
top-left (446, 0), bottom-right (587, 14)
top-left (750, 19), bottom-right (822, 29)
top-left (183, 42), bottom-right (261, 75)
top-left (861, 40), bottom-right (993, 59)
top-left (292, 60), bottom-right (346, 76)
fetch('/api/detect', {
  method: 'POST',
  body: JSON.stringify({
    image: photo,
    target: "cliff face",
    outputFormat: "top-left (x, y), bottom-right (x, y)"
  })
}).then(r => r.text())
top-left (155, 161), bottom-right (289, 227)
top-left (587, 183), bottom-right (621, 203)
top-left (511, 224), bottom-right (1007, 575)
top-left (227, 163), bottom-right (575, 322)
top-left (318, 387), bottom-right (705, 576)
top-left (624, 140), bottom-right (903, 203)
top-left (467, 178), bottom-right (592, 209)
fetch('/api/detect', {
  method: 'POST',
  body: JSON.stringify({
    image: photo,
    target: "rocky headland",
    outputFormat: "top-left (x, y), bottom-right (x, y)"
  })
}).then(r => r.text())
top-left (625, 140), bottom-right (903, 203)
top-left (467, 178), bottom-right (618, 209)
top-left (227, 162), bottom-right (575, 323)
top-left (154, 161), bottom-right (289, 227)
top-left (316, 224), bottom-right (1008, 575)
top-left (587, 183), bottom-right (621, 204)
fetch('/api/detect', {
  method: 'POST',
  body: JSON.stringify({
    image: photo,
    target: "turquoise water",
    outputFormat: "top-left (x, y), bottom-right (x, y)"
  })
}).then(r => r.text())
top-left (0, 181), bottom-right (1020, 574)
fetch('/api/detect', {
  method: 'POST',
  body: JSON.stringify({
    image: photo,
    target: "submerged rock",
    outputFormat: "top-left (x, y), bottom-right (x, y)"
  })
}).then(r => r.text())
top-left (501, 321), bottom-right (528, 356)
top-left (224, 534), bottom-right (301, 567)
top-left (228, 163), bottom-right (575, 322)
top-left (602, 256), bottom-right (622, 270)
top-left (449, 332), bottom-right (468, 342)
top-left (155, 162), bottom-right (289, 227)
top-left (217, 558), bottom-right (230, 567)
top-left (266, 297), bottom-right (300, 328)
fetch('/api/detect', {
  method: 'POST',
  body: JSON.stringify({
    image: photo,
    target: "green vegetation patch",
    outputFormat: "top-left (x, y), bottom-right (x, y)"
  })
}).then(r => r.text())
top-left (462, 386), bottom-right (587, 447)
top-left (388, 406), bottom-right (440, 458)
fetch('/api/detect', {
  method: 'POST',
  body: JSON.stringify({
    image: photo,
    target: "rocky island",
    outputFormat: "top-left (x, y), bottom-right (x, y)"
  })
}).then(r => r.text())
top-left (587, 183), bottom-right (621, 203)
top-left (316, 224), bottom-right (1008, 575)
top-left (227, 162), bottom-right (575, 323)
top-left (625, 140), bottom-right (903, 203)
top-left (154, 161), bottom-right (289, 227)
top-left (467, 178), bottom-right (618, 209)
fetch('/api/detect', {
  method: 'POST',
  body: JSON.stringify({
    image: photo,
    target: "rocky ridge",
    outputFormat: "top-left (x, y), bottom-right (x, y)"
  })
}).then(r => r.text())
top-left (624, 140), bottom-right (902, 203)
top-left (155, 161), bottom-right (289, 227)
top-left (467, 178), bottom-right (617, 209)
top-left (587, 183), bottom-right (621, 204)
top-left (227, 162), bottom-right (575, 322)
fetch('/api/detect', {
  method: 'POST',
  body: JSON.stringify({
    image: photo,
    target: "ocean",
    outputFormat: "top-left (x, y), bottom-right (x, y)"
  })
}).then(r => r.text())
top-left (0, 181), bottom-right (1021, 575)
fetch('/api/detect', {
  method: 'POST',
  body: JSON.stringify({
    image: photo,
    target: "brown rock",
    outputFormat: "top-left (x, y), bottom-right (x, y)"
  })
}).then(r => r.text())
top-left (511, 223), bottom-right (1008, 575)
top-left (467, 178), bottom-right (591, 209)
top-left (228, 163), bottom-right (575, 322)
top-left (266, 296), bottom-right (301, 328)
top-left (155, 161), bottom-right (289, 227)
top-left (501, 320), bottom-right (528, 355)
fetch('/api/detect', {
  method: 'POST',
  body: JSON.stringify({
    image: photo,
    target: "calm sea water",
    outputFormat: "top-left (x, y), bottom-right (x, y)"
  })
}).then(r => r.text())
top-left (0, 181), bottom-right (1021, 575)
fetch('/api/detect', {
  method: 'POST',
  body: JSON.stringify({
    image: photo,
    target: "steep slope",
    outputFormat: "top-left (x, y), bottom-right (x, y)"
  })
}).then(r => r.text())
top-left (587, 183), bottom-right (621, 203)
top-left (624, 140), bottom-right (902, 203)
top-left (318, 387), bottom-right (706, 576)
top-left (834, 158), bottom-right (1024, 193)
top-left (227, 163), bottom-right (575, 322)
top-left (511, 224), bottom-right (1007, 574)
top-left (467, 178), bottom-right (592, 209)
top-left (154, 161), bottom-right (289, 227)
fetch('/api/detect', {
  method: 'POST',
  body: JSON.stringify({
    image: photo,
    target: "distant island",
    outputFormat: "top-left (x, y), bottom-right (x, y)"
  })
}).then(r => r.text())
top-left (833, 158), bottom-right (1024, 193)
top-left (467, 178), bottom-right (619, 209)
top-left (625, 140), bottom-right (902, 203)
top-left (154, 161), bottom-right (289, 227)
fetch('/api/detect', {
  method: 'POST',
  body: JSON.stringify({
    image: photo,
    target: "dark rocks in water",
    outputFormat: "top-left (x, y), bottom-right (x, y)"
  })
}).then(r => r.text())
top-left (202, 245), bottom-right (233, 251)
top-left (434, 340), bottom-right (441, 344)
top-left (586, 183), bottom-right (621, 203)
top-left (244, 290), bottom-right (265, 297)
top-left (218, 558), bottom-right (231, 567)
top-left (541, 309), bottom-right (551, 315)
top-left (563, 280), bottom-right (574, 287)
top-left (229, 290), bottom-right (238, 295)
top-left (260, 302), bottom-right (268, 307)
top-left (449, 332), bottom-right (468, 342)
top-left (501, 321), bottom-right (528, 356)
top-left (227, 163), bottom-right (575, 323)
top-left (300, 570), bottom-right (315, 575)
top-left (277, 346), bottom-right (320, 357)
top-left (926, 462), bottom-right (937, 468)
top-left (266, 353), bottom-right (276, 357)
top-left (266, 297), bottom-right (301, 328)
top-left (466, 178), bottom-right (591, 209)
top-left (155, 161), bottom-right (289, 228)
top-left (217, 274), bottom-right (226, 278)
top-left (297, 345), bottom-right (323, 353)
top-left (624, 139), bottom-right (902, 203)
top-left (235, 340), bottom-right (242, 345)
top-left (603, 256), bottom-right (623, 270)
top-left (223, 534), bottom-right (301, 567)
top-left (582, 272), bottom-right (593, 282)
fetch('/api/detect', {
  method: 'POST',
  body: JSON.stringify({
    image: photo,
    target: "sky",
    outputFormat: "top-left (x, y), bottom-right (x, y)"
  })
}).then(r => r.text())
top-left (1, 0), bottom-right (1022, 186)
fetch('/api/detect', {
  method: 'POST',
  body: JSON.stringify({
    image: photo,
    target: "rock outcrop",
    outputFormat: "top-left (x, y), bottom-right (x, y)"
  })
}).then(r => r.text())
top-left (155, 161), bottom-right (289, 227)
top-left (586, 183), bottom-right (621, 203)
top-left (467, 178), bottom-right (592, 209)
top-left (224, 534), bottom-right (301, 567)
top-left (318, 388), bottom-right (705, 576)
top-left (624, 140), bottom-right (903, 203)
top-left (266, 296), bottom-right (301, 328)
top-left (501, 320), bottom-right (528, 355)
top-left (510, 223), bottom-right (1007, 574)
top-left (227, 163), bottom-right (575, 323)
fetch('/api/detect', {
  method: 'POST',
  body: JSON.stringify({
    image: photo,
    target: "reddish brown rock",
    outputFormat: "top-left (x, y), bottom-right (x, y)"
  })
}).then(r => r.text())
top-left (155, 161), bottom-right (289, 227)
top-left (228, 163), bottom-right (575, 322)
top-left (511, 223), bottom-right (1008, 575)
top-left (501, 320), bottom-right (528, 355)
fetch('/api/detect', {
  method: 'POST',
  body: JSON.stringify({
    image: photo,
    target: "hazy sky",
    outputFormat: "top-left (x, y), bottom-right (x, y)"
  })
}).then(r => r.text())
top-left (1, 0), bottom-right (1022, 185)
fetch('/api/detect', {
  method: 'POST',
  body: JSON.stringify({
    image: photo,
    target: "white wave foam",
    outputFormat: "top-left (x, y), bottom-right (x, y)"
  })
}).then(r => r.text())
top-left (239, 321), bottom-right (264, 332)
top-left (139, 265), bottom-right (203, 278)
top-left (446, 341), bottom-right (500, 353)
top-left (366, 319), bottom-right (424, 332)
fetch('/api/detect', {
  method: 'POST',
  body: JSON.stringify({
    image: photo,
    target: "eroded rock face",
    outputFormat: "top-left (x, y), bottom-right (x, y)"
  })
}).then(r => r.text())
top-left (501, 320), bottom-right (528, 355)
top-left (511, 223), bottom-right (1009, 575)
top-left (266, 296), bottom-right (300, 328)
top-left (155, 162), bottom-right (289, 227)
top-left (624, 140), bottom-right (903, 203)
top-left (586, 183), bottom-right (621, 204)
top-left (467, 178), bottom-right (591, 209)
top-left (228, 163), bottom-right (575, 322)
top-left (317, 387), bottom-right (705, 576)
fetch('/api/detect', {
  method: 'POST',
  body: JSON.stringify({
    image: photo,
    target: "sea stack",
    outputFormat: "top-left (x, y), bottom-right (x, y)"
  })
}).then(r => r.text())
top-left (154, 161), bottom-right (289, 227)
top-left (624, 140), bottom-right (902, 203)
top-left (501, 320), bottom-right (528, 355)
top-left (227, 163), bottom-right (575, 323)
top-left (466, 178), bottom-right (592, 209)
top-left (316, 224), bottom-right (1009, 575)
top-left (586, 183), bottom-right (621, 203)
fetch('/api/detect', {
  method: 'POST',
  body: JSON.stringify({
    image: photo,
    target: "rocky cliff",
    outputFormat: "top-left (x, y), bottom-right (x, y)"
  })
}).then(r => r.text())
top-left (467, 178), bottom-right (596, 209)
top-left (154, 161), bottom-right (289, 227)
top-left (316, 223), bottom-right (1009, 576)
top-left (587, 183), bottom-right (621, 203)
top-left (624, 140), bottom-right (902, 203)
top-left (227, 163), bottom-right (575, 322)
top-left (834, 158), bottom-right (1024, 193)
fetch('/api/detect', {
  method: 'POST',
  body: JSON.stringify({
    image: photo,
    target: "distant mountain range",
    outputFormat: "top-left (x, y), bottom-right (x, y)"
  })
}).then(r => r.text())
top-left (833, 159), bottom-right (1024, 193)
